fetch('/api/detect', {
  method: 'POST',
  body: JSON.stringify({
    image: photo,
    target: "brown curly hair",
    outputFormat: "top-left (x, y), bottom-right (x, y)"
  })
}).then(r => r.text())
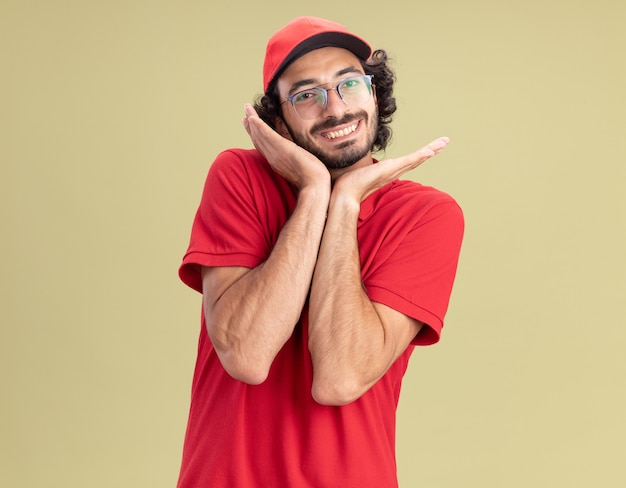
top-left (253, 49), bottom-right (397, 153)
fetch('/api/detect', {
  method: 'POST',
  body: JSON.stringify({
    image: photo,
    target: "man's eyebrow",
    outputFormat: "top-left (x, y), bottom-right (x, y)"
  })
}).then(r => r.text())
top-left (335, 66), bottom-right (363, 78)
top-left (287, 78), bottom-right (318, 96)
top-left (286, 66), bottom-right (364, 96)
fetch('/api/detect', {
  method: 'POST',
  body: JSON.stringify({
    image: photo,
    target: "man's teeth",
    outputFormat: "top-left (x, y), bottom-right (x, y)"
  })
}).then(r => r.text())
top-left (324, 123), bottom-right (358, 139)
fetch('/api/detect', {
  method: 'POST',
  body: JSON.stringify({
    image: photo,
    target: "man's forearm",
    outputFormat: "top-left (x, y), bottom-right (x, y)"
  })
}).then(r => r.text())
top-left (308, 192), bottom-right (392, 405)
top-left (205, 184), bottom-right (330, 384)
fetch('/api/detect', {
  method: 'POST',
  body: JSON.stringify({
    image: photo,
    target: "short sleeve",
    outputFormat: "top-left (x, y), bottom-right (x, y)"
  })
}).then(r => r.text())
top-left (178, 150), bottom-right (276, 293)
top-left (362, 185), bottom-right (464, 345)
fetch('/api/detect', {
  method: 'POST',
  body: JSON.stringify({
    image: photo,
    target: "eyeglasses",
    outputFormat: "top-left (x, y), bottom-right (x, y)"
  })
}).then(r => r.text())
top-left (281, 74), bottom-right (373, 119)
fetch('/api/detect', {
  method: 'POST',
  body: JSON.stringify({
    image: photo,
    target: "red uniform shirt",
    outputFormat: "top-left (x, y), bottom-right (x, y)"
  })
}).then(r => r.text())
top-left (177, 149), bottom-right (464, 487)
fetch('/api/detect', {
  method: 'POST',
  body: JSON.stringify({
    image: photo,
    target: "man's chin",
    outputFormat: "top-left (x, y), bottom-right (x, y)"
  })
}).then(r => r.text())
top-left (315, 143), bottom-right (370, 170)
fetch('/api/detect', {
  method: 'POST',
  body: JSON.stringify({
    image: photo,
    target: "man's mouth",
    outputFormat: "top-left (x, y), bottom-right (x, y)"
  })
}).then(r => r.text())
top-left (321, 122), bottom-right (359, 140)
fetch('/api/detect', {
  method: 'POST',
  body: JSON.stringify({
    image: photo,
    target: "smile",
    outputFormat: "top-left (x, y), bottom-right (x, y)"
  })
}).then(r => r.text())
top-left (322, 122), bottom-right (359, 140)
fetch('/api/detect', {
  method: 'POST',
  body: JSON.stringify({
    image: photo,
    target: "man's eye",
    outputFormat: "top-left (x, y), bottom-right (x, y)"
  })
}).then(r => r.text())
top-left (294, 90), bottom-right (317, 103)
top-left (341, 78), bottom-right (361, 90)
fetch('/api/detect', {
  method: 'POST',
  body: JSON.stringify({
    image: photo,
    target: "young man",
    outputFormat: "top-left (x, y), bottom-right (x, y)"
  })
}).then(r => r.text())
top-left (177, 16), bottom-right (464, 487)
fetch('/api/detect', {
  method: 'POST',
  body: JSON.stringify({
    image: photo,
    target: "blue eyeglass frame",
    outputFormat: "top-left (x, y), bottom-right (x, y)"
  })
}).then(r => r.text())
top-left (281, 74), bottom-right (373, 118)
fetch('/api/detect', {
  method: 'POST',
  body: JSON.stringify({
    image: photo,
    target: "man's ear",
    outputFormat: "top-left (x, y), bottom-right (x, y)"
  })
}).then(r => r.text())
top-left (273, 117), bottom-right (293, 141)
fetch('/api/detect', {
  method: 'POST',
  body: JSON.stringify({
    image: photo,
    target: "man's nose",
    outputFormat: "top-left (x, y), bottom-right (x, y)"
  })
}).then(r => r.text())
top-left (322, 88), bottom-right (346, 117)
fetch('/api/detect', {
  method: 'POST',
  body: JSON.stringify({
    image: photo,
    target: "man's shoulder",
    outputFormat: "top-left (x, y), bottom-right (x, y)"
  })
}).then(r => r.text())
top-left (207, 148), bottom-right (274, 180)
top-left (391, 179), bottom-right (457, 202)
top-left (211, 148), bottom-right (265, 168)
top-left (206, 148), bottom-right (295, 202)
top-left (381, 180), bottom-right (462, 216)
top-left (387, 180), bottom-right (463, 225)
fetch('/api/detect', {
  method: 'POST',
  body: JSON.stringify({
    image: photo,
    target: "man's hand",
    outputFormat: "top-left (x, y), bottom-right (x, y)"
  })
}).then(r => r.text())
top-left (242, 104), bottom-right (330, 190)
top-left (333, 136), bottom-right (450, 203)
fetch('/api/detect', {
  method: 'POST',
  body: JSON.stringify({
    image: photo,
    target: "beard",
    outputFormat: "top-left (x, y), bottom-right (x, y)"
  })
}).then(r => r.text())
top-left (283, 110), bottom-right (378, 170)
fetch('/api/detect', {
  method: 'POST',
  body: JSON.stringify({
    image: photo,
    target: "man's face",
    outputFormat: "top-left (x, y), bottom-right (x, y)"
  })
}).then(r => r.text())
top-left (275, 47), bottom-right (378, 171)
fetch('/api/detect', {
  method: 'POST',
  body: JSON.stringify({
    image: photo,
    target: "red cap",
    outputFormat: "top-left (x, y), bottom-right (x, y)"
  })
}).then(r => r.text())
top-left (262, 16), bottom-right (372, 92)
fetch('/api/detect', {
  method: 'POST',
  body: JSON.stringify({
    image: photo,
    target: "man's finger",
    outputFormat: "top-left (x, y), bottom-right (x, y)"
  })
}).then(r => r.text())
top-left (426, 136), bottom-right (450, 154)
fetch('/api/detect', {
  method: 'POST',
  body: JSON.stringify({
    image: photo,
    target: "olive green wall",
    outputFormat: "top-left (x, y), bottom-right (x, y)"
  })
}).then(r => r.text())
top-left (2, 1), bottom-right (624, 486)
